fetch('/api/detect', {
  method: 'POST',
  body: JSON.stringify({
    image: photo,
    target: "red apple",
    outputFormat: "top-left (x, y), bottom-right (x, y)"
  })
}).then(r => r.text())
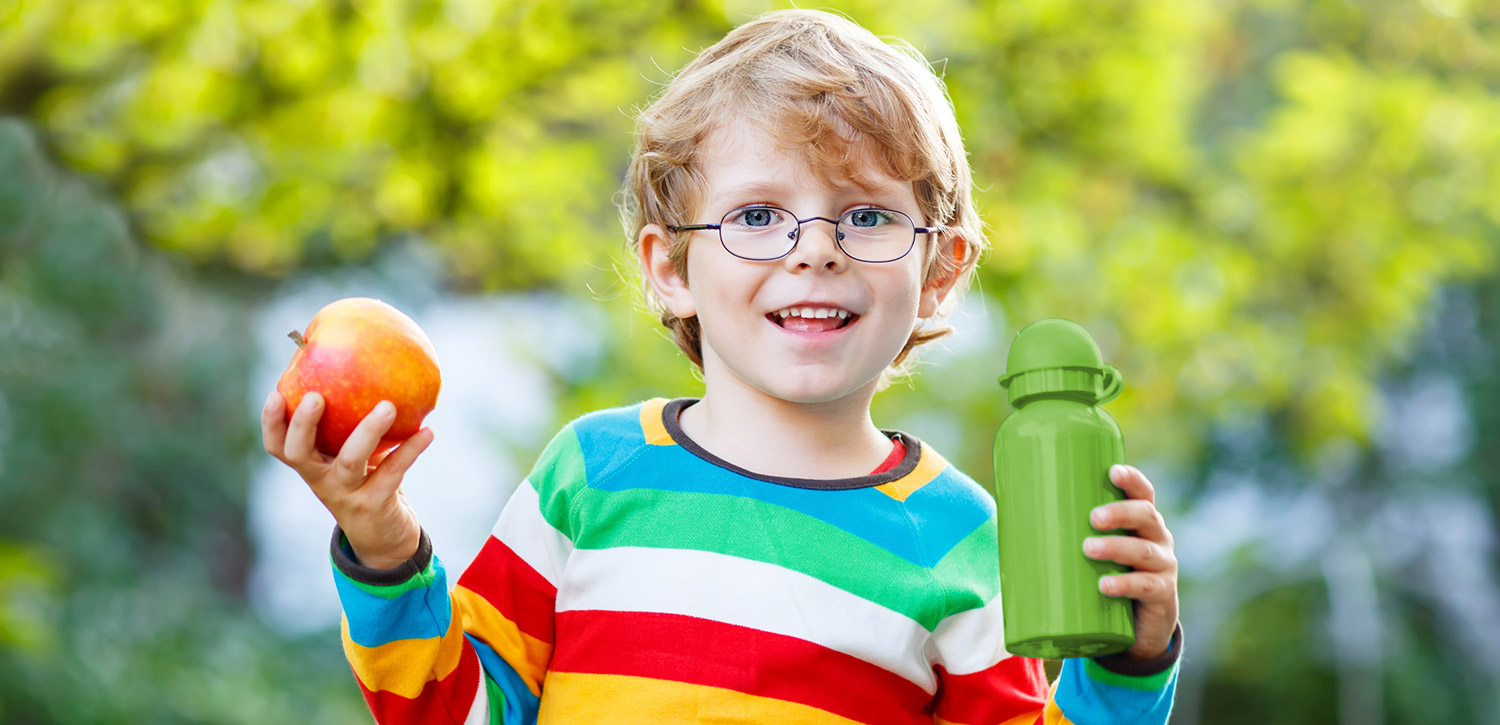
top-left (276, 297), bottom-right (441, 458)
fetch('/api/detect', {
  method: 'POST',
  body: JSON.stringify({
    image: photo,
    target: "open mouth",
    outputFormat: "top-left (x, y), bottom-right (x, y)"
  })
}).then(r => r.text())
top-left (767, 306), bottom-right (858, 333)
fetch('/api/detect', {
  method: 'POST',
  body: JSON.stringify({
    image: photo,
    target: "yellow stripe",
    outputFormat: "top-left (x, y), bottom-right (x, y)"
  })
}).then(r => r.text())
top-left (639, 397), bottom-right (674, 445)
top-left (538, 671), bottom-right (863, 724)
top-left (340, 612), bottom-right (466, 698)
top-left (452, 584), bottom-right (551, 697)
top-left (935, 710), bottom-right (1043, 725)
top-left (875, 440), bottom-right (947, 501)
top-left (1043, 678), bottom-right (1076, 725)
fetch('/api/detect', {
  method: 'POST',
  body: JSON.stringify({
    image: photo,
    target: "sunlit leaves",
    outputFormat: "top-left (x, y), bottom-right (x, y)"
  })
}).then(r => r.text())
top-left (5, 0), bottom-right (1498, 468)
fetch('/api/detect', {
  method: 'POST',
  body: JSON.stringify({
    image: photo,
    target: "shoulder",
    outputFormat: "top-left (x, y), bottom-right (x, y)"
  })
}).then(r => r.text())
top-left (529, 397), bottom-right (668, 485)
top-left (896, 436), bottom-right (995, 519)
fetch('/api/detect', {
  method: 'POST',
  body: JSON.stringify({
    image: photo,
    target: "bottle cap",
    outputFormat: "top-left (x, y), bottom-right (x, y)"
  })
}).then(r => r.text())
top-left (998, 318), bottom-right (1122, 406)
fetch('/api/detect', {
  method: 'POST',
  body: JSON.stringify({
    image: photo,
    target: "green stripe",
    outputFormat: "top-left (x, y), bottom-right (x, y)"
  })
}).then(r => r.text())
top-left (1083, 657), bottom-right (1177, 691)
top-left (334, 556), bottom-right (439, 599)
top-left (527, 424), bottom-right (589, 539)
top-left (930, 518), bottom-right (1000, 610)
top-left (485, 674), bottom-right (506, 725)
top-left (575, 487), bottom-right (953, 630)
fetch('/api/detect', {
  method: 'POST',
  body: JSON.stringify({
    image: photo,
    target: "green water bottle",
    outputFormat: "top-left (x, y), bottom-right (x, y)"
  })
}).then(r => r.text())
top-left (993, 318), bottom-right (1135, 658)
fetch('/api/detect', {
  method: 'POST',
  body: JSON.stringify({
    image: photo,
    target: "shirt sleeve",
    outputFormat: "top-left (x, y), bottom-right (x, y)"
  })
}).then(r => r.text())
top-left (925, 492), bottom-right (1182, 725)
top-left (927, 602), bottom-right (1183, 725)
top-left (329, 423), bottom-right (586, 725)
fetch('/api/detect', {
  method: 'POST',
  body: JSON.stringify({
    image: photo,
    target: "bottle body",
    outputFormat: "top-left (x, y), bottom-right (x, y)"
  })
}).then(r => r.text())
top-left (993, 396), bottom-right (1135, 658)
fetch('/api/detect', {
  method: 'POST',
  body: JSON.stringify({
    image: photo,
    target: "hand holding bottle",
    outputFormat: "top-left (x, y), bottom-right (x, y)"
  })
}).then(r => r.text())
top-left (1083, 463), bottom-right (1180, 660)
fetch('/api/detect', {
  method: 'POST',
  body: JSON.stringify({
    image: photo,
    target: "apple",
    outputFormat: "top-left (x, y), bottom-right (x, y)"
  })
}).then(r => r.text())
top-left (276, 297), bottom-right (441, 458)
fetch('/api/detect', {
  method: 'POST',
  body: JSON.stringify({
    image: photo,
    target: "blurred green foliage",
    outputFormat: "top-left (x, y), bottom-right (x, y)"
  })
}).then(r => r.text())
top-left (0, 120), bottom-right (366, 722)
top-left (1, 0), bottom-right (1498, 722)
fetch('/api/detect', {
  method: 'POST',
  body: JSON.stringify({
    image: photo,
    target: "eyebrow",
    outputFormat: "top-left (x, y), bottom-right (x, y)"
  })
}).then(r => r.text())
top-left (717, 180), bottom-right (910, 208)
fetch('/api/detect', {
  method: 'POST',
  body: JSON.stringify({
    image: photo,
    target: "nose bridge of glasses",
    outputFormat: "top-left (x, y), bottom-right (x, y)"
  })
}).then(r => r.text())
top-left (791, 215), bottom-right (844, 242)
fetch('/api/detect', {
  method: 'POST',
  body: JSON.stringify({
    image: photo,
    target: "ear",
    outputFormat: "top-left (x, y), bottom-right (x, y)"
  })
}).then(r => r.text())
top-left (918, 232), bottom-right (969, 319)
top-left (639, 223), bottom-right (697, 319)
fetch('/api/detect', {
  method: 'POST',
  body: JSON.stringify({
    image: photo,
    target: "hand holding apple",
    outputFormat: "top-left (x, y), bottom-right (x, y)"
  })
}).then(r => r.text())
top-left (260, 298), bottom-right (441, 569)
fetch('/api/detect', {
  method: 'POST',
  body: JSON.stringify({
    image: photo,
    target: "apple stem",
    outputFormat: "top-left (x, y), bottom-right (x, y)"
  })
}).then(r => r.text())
top-left (288, 330), bottom-right (307, 350)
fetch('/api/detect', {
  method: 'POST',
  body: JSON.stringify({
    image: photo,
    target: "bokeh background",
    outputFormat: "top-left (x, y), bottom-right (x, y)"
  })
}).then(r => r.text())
top-left (2, 0), bottom-right (1498, 723)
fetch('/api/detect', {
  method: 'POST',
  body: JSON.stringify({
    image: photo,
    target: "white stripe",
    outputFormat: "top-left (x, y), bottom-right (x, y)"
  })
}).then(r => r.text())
top-left (462, 667), bottom-right (488, 725)
top-left (555, 546), bottom-right (937, 692)
top-left (926, 591), bottom-right (1012, 675)
top-left (489, 478), bottom-right (575, 587)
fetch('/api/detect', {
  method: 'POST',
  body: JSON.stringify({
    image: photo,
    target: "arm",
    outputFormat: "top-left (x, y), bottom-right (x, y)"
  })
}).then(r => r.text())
top-left (927, 463), bottom-right (1182, 724)
top-left (926, 597), bottom-right (1183, 725)
top-left (329, 424), bottom-right (585, 725)
top-left (332, 528), bottom-right (500, 724)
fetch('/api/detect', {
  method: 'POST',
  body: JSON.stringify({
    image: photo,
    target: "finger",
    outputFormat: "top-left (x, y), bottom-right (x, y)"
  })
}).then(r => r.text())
top-left (365, 428), bottom-right (435, 497)
top-left (332, 401), bottom-right (398, 477)
top-left (1084, 534), bottom-right (1177, 573)
top-left (1091, 500), bottom-right (1173, 548)
top-left (283, 392), bottom-right (326, 463)
top-left (1098, 571), bottom-right (1173, 601)
top-left (1109, 464), bottom-right (1156, 506)
top-left (261, 390), bottom-right (288, 458)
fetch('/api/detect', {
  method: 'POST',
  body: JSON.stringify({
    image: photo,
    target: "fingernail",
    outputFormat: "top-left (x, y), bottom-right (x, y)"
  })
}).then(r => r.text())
top-left (302, 393), bottom-right (322, 411)
top-left (376, 401), bottom-right (395, 418)
top-left (1110, 464), bottom-right (1126, 480)
top-left (266, 390), bottom-right (279, 407)
top-left (1100, 577), bottom-right (1116, 594)
top-left (1083, 538), bottom-right (1102, 555)
top-left (1091, 508), bottom-right (1108, 526)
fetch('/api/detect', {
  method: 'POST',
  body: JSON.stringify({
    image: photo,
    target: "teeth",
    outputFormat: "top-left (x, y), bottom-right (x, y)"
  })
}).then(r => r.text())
top-left (773, 306), bottom-right (854, 319)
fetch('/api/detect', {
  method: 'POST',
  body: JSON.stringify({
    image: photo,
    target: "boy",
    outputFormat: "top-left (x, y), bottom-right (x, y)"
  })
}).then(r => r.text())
top-left (262, 9), bottom-right (1182, 724)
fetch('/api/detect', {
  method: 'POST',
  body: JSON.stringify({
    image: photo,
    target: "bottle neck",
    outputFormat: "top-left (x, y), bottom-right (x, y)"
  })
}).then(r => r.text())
top-left (1013, 390), bottom-right (1097, 408)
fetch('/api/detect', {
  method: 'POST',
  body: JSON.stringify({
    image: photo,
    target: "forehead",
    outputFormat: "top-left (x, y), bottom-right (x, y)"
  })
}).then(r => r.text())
top-left (696, 122), bottom-right (914, 205)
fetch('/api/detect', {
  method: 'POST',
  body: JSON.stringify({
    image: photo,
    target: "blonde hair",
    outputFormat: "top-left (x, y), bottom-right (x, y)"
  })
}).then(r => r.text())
top-left (620, 9), bottom-right (986, 380)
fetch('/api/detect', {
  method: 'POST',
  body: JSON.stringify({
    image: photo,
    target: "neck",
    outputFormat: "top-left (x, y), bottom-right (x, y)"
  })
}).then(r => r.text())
top-left (679, 369), bottom-right (892, 480)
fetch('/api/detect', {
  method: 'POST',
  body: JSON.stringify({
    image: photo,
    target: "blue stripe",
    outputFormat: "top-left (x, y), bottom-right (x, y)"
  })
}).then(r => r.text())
top-left (574, 415), bottom-right (991, 566)
top-left (468, 635), bottom-right (542, 725)
top-left (334, 559), bottom-right (453, 648)
top-left (900, 469), bottom-right (995, 562)
top-left (1055, 657), bottom-right (1179, 724)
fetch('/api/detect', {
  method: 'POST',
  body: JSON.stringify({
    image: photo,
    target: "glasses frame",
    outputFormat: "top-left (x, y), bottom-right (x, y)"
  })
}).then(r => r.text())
top-left (668, 205), bottom-right (945, 263)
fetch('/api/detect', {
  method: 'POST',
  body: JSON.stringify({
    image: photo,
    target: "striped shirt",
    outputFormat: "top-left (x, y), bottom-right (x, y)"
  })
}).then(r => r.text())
top-left (331, 397), bottom-right (1181, 724)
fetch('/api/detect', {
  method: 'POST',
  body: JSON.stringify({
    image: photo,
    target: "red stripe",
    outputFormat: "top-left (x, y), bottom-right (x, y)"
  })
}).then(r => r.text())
top-left (932, 657), bottom-right (1047, 724)
top-left (551, 609), bottom-right (932, 724)
top-left (456, 535), bottom-right (557, 644)
top-left (356, 642), bottom-right (483, 724)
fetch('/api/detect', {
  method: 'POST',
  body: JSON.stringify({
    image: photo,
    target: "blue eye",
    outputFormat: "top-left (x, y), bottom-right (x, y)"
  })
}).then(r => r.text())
top-left (726, 206), bottom-right (785, 229)
top-left (846, 209), bottom-right (895, 228)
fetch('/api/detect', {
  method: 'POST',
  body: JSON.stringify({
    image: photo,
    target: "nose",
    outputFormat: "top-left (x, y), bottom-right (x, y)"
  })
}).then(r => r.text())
top-left (784, 217), bottom-right (847, 272)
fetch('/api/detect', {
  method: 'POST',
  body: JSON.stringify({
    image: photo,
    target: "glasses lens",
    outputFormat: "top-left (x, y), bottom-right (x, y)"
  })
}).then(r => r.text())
top-left (837, 208), bottom-right (915, 262)
top-left (720, 206), bottom-right (797, 260)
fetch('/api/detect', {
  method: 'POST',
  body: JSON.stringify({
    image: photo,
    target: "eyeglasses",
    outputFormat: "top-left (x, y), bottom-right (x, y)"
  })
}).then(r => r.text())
top-left (669, 205), bottom-right (944, 263)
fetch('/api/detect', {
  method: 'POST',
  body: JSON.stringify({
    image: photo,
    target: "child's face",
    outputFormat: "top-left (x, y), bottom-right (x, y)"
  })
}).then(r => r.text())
top-left (642, 121), bottom-right (958, 407)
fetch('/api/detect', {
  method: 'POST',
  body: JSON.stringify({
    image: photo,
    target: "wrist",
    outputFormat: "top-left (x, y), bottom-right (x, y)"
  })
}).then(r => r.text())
top-left (1090, 621), bottom-right (1184, 678)
top-left (330, 525), bottom-right (432, 586)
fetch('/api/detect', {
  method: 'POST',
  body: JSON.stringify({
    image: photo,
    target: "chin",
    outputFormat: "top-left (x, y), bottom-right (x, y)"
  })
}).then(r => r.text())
top-left (752, 371), bottom-right (883, 406)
